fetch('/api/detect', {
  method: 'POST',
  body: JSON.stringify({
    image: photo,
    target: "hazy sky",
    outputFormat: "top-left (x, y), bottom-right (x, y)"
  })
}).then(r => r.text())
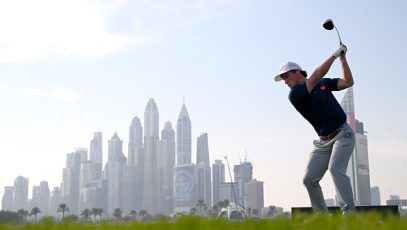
top-left (1, 0), bottom-right (406, 212)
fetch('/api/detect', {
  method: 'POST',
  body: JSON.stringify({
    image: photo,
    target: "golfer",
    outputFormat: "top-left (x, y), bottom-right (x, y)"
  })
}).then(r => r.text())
top-left (275, 44), bottom-right (356, 216)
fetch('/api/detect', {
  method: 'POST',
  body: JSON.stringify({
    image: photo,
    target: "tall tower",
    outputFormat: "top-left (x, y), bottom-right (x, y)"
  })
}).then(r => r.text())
top-left (176, 103), bottom-right (192, 165)
top-left (174, 102), bottom-right (196, 214)
top-left (212, 160), bottom-right (225, 207)
top-left (143, 98), bottom-right (160, 214)
top-left (106, 133), bottom-right (126, 215)
top-left (340, 87), bottom-right (371, 205)
top-left (89, 132), bottom-right (103, 166)
top-left (196, 133), bottom-right (211, 210)
top-left (233, 161), bottom-right (253, 207)
top-left (158, 121), bottom-right (176, 214)
top-left (12, 176), bottom-right (29, 211)
top-left (127, 116), bottom-right (144, 211)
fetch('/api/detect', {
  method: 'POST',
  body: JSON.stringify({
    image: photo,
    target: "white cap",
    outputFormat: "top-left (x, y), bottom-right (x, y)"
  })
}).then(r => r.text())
top-left (274, 62), bottom-right (302, 82)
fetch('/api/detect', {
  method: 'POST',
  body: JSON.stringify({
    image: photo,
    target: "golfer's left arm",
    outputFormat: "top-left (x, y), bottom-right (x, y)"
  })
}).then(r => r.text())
top-left (337, 55), bottom-right (354, 90)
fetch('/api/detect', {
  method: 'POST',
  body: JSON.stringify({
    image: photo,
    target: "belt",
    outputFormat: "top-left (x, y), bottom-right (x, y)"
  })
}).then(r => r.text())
top-left (319, 130), bottom-right (339, 141)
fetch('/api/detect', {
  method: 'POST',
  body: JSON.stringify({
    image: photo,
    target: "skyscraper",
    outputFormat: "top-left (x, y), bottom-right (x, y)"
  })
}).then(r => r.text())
top-left (61, 149), bottom-right (87, 214)
top-left (174, 102), bottom-right (195, 214)
top-left (106, 133), bottom-right (126, 215)
top-left (340, 87), bottom-right (371, 205)
top-left (127, 116), bottom-right (144, 211)
top-left (12, 176), bottom-right (29, 211)
top-left (158, 121), bottom-right (176, 214)
top-left (212, 160), bottom-right (225, 207)
top-left (234, 161), bottom-right (253, 207)
top-left (176, 103), bottom-right (191, 165)
top-left (196, 133), bottom-right (211, 210)
top-left (1, 186), bottom-right (14, 211)
top-left (245, 179), bottom-right (264, 212)
top-left (143, 99), bottom-right (160, 214)
top-left (31, 181), bottom-right (50, 215)
top-left (90, 132), bottom-right (103, 166)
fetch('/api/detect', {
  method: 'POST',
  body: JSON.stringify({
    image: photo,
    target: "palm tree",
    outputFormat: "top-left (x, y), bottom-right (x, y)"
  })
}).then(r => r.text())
top-left (81, 209), bottom-right (91, 222)
top-left (112, 208), bottom-right (122, 220)
top-left (252, 209), bottom-right (259, 217)
top-left (17, 209), bottom-right (29, 222)
top-left (196, 199), bottom-right (206, 216)
top-left (57, 203), bottom-right (70, 219)
top-left (30, 207), bottom-right (41, 223)
top-left (246, 207), bottom-right (252, 218)
top-left (138, 210), bottom-right (148, 221)
top-left (129, 210), bottom-right (137, 220)
top-left (91, 208), bottom-right (98, 222)
top-left (96, 208), bottom-right (103, 221)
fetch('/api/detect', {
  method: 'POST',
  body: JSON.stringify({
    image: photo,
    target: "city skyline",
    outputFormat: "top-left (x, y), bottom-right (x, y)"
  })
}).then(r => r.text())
top-left (1, 0), bottom-right (407, 212)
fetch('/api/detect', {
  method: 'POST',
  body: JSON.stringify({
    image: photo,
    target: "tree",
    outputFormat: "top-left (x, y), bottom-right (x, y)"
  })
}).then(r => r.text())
top-left (138, 210), bottom-right (148, 221)
top-left (30, 207), bottom-right (41, 223)
top-left (57, 203), bottom-right (70, 219)
top-left (17, 209), bottom-right (29, 222)
top-left (91, 208), bottom-right (98, 222)
top-left (252, 209), bottom-right (259, 217)
top-left (129, 210), bottom-right (137, 220)
top-left (246, 207), bottom-right (252, 218)
top-left (81, 209), bottom-right (91, 222)
top-left (196, 200), bottom-right (206, 216)
top-left (113, 208), bottom-right (122, 220)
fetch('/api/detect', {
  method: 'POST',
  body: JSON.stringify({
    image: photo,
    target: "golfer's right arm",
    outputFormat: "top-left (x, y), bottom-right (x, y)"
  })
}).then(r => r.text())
top-left (336, 55), bottom-right (354, 90)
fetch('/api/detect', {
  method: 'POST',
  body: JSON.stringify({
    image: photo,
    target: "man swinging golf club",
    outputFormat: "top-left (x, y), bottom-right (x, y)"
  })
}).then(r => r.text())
top-left (275, 42), bottom-right (356, 215)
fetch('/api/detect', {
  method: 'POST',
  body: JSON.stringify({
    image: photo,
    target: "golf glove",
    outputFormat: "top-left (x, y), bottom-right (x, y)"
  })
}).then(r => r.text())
top-left (333, 45), bottom-right (347, 58)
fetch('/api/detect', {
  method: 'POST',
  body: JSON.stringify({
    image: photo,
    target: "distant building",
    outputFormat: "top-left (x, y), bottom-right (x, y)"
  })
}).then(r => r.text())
top-left (128, 116), bottom-right (144, 211)
top-left (341, 87), bottom-right (371, 205)
top-left (1, 186), bottom-right (14, 211)
top-left (233, 161), bottom-right (253, 207)
top-left (12, 176), bottom-right (29, 211)
top-left (370, 186), bottom-right (381, 205)
top-left (212, 160), bottom-right (225, 207)
top-left (386, 195), bottom-right (407, 217)
top-left (245, 179), bottom-right (264, 211)
top-left (218, 182), bottom-right (239, 205)
top-left (196, 133), bottom-right (211, 211)
top-left (49, 187), bottom-right (62, 217)
top-left (158, 121), bottom-right (176, 214)
top-left (30, 181), bottom-right (50, 215)
top-left (174, 164), bottom-right (196, 214)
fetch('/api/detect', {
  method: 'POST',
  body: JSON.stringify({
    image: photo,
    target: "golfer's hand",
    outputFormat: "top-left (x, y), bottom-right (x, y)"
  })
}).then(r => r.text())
top-left (333, 44), bottom-right (347, 58)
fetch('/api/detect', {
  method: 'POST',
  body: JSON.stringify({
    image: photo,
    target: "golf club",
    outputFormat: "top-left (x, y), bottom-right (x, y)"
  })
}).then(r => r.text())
top-left (323, 18), bottom-right (342, 44)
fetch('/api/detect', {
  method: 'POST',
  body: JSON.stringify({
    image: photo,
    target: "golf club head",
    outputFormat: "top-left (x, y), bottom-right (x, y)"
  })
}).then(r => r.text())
top-left (323, 19), bottom-right (334, 30)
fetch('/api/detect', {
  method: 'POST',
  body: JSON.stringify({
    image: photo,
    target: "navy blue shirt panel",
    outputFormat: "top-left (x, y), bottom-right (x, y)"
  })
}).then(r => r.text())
top-left (288, 78), bottom-right (346, 136)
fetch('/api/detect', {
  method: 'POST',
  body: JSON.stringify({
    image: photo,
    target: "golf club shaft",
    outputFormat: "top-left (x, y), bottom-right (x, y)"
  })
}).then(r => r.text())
top-left (334, 26), bottom-right (342, 44)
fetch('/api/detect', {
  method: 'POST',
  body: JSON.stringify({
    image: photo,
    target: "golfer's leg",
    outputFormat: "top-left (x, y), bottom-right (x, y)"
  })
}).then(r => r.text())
top-left (330, 126), bottom-right (356, 214)
top-left (303, 141), bottom-right (331, 213)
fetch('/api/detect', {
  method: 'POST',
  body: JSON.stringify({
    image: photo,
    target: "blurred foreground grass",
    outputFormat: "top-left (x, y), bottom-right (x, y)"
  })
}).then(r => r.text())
top-left (1, 212), bottom-right (406, 230)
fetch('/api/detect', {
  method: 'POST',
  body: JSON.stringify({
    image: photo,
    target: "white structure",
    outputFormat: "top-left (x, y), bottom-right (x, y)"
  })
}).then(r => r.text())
top-left (12, 176), bottom-right (29, 211)
top-left (176, 103), bottom-right (192, 165)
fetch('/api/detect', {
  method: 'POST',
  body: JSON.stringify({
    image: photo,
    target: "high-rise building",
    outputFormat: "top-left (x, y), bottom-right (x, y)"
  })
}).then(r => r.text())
top-left (79, 160), bottom-right (103, 212)
top-left (218, 182), bottom-right (239, 205)
top-left (90, 132), bottom-right (103, 166)
top-left (176, 103), bottom-right (191, 165)
top-left (12, 176), bottom-right (29, 211)
top-left (370, 186), bottom-right (381, 206)
top-left (212, 160), bottom-right (225, 207)
top-left (49, 187), bottom-right (62, 217)
top-left (127, 116), bottom-right (144, 211)
top-left (61, 149), bottom-right (87, 214)
top-left (30, 181), bottom-right (50, 215)
top-left (1, 186), bottom-right (14, 211)
top-left (245, 179), bottom-right (264, 211)
top-left (340, 87), bottom-right (371, 205)
top-left (143, 99), bottom-right (160, 214)
top-left (157, 121), bottom-right (176, 214)
top-left (196, 133), bottom-right (211, 210)
top-left (233, 161), bottom-right (253, 207)
top-left (106, 133), bottom-right (126, 215)
top-left (174, 103), bottom-right (196, 214)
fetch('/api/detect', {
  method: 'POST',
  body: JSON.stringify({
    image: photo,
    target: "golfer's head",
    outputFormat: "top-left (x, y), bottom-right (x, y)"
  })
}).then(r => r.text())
top-left (275, 62), bottom-right (307, 88)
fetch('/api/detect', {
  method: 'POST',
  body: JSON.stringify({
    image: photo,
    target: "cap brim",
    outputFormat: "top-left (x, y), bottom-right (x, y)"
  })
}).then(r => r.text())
top-left (274, 75), bottom-right (283, 82)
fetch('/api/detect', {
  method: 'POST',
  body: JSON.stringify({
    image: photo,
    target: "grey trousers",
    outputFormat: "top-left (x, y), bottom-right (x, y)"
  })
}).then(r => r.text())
top-left (303, 123), bottom-right (356, 214)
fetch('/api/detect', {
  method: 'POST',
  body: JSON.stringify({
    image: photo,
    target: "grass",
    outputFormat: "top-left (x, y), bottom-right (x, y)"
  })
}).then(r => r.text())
top-left (0, 213), bottom-right (406, 230)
